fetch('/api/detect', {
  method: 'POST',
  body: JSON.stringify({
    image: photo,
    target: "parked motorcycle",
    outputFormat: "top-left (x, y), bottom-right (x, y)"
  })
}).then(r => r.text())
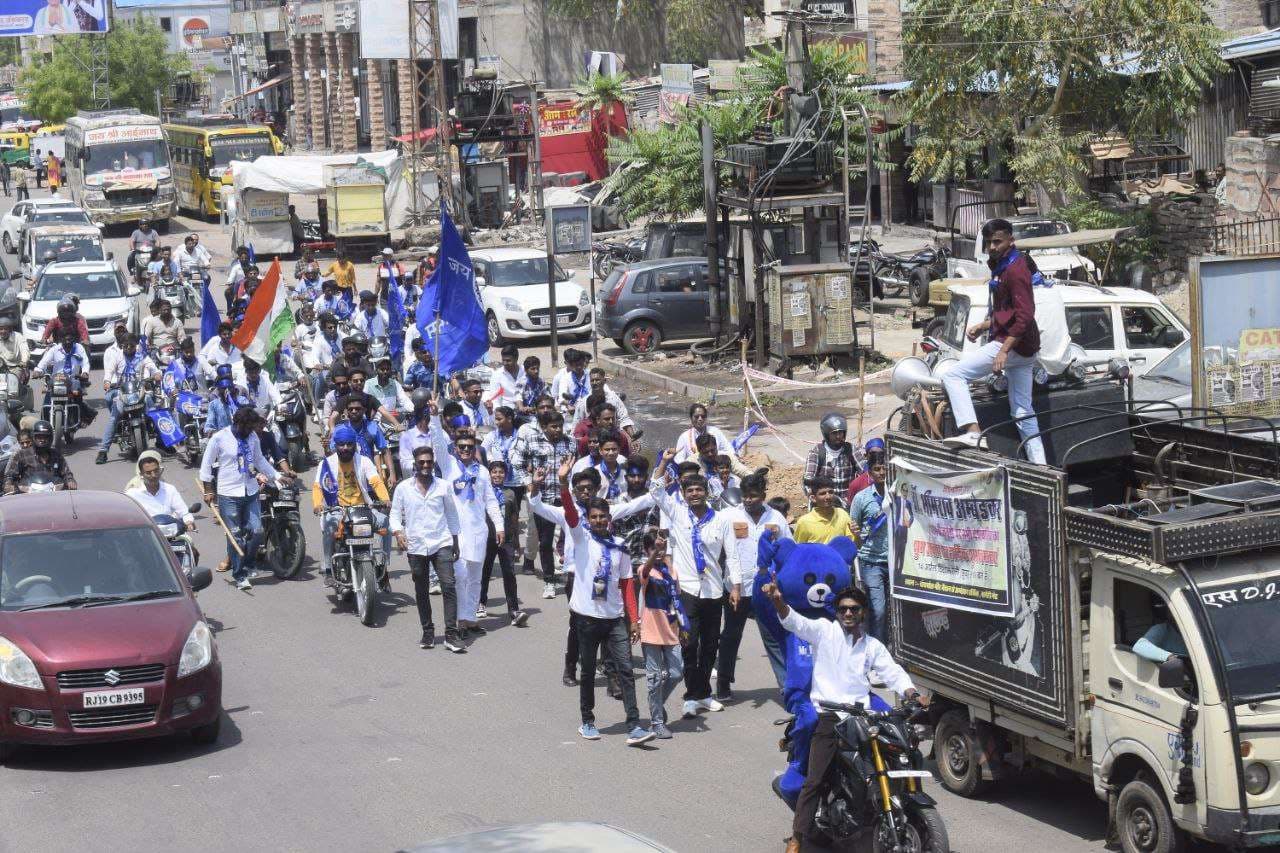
top-left (274, 380), bottom-right (311, 471)
top-left (852, 240), bottom-right (950, 307)
top-left (151, 504), bottom-right (202, 582)
top-left (115, 376), bottom-right (150, 460)
top-left (42, 373), bottom-right (83, 452)
top-left (773, 699), bottom-right (948, 852)
top-left (592, 236), bottom-right (643, 280)
top-left (259, 482), bottom-right (306, 580)
top-left (322, 503), bottom-right (387, 625)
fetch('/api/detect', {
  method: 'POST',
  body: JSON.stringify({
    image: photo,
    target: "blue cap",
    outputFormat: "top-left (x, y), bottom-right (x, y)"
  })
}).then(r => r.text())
top-left (332, 424), bottom-right (358, 445)
top-left (216, 377), bottom-right (233, 390)
top-left (448, 414), bottom-right (471, 429)
top-left (865, 437), bottom-right (886, 453)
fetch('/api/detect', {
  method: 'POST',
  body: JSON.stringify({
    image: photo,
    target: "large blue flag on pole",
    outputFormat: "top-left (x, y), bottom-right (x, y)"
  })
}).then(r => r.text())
top-left (386, 263), bottom-right (406, 365)
top-left (415, 202), bottom-right (488, 376)
top-left (200, 280), bottom-right (221, 345)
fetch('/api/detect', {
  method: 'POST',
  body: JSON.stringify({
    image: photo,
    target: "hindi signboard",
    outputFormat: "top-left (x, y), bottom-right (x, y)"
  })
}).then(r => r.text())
top-left (889, 466), bottom-right (1013, 616)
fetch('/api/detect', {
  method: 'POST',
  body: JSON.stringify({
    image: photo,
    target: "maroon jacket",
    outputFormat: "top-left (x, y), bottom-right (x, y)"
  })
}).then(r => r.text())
top-left (989, 250), bottom-right (1040, 357)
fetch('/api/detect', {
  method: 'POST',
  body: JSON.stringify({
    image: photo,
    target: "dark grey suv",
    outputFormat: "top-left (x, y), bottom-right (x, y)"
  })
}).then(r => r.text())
top-left (596, 257), bottom-right (724, 355)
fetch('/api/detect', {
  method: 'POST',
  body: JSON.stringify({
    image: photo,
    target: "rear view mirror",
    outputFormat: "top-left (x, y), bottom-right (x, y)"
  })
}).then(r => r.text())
top-left (1158, 655), bottom-right (1187, 689)
top-left (1161, 328), bottom-right (1185, 347)
top-left (188, 501), bottom-right (202, 514)
top-left (189, 566), bottom-right (213, 592)
top-left (127, 285), bottom-right (142, 298)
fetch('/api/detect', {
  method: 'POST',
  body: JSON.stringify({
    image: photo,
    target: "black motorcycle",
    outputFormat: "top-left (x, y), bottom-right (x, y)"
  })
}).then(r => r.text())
top-left (592, 236), bottom-right (643, 280)
top-left (774, 699), bottom-right (948, 853)
top-left (274, 380), bottom-right (311, 471)
top-left (42, 373), bottom-right (84, 453)
top-left (322, 503), bottom-right (387, 626)
top-left (115, 376), bottom-right (150, 460)
top-left (852, 240), bottom-right (950, 307)
top-left (259, 482), bottom-right (306, 580)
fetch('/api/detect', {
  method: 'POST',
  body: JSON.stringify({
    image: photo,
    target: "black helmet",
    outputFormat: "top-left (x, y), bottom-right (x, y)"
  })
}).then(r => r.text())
top-left (819, 412), bottom-right (848, 439)
top-left (344, 331), bottom-right (368, 350)
top-left (720, 486), bottom-right (743, 508)
top-left (410, 388), bottom-right (432, 414)
top-left (32, 420), bottom-right (53, 440)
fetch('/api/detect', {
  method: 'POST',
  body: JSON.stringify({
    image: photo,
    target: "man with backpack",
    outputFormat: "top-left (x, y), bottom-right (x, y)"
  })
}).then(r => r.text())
top-left (802, 413), bottom-right (859, 509)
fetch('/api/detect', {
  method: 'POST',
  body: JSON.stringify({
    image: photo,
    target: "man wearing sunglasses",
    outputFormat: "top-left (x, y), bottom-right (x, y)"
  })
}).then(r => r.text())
top-left (330, 394), bottom-right (397, 491)
top-left (761, 582), bottom-right (918, 853)
top-left (850, 444), bottom-right (891, 641)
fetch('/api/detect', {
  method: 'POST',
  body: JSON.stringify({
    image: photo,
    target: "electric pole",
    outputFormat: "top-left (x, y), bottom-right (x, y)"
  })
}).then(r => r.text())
top-left (409, 0), bottom-right (454, 220)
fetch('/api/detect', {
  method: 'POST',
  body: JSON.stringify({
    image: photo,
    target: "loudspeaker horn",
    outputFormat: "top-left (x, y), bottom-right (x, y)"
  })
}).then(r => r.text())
top-left (891, 356), bottom-right (942, 400)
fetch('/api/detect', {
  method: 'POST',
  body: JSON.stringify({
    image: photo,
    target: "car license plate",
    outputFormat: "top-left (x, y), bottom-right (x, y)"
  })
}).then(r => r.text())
top-left (82, 687), bottom-right (145, 708)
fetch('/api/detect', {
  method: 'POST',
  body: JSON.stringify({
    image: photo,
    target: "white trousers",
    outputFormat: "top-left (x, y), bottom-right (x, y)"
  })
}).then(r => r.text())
top-left (941, 340), bottom-right (1046, 465)
top-left (456, 558), bottom-right (483, 623)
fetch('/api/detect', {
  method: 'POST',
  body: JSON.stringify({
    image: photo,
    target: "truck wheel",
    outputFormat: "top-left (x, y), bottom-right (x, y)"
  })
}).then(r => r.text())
top-left (909, 268), bottom-right (932, 307)
top-left (1117, 778), bottom-right (1182, 853)
top-left (933, 710), bottom-right (991, 797)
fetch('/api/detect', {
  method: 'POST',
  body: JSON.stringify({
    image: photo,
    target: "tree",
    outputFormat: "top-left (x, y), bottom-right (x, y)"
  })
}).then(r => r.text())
top-left (899, 0), bottom-right (1224, 196)
top-left (575, 71), bottom-right (632, 138)
top-left (547, 0), bottom-right (731, 65)
top-left (19, 19), bottom-right (190, 122)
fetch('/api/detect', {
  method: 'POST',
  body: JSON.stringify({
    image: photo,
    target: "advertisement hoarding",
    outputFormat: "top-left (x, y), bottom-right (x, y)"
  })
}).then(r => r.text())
top-left (359, 0), bottom-right (457, 60)
top-left (177, 15), bottom-right (210, 50)
top-left (84, 125), bottom-right (164, 145)
top-left (0, 0), bottom-right (108, 36)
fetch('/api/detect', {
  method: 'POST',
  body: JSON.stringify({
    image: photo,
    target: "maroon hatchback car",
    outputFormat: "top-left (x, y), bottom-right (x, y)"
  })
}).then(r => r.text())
top-left (0, 491), bottom-right (222, 763)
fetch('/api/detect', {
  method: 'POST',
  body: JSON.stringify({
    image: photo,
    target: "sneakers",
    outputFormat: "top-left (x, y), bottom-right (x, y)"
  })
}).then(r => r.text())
top-left (95, 450), bottom-right (108, 465)
top-left (443, 636), bottom-right (467, 654)
top-left (698, 697), bottom-right (725, 712)
top-left (468, 624), bottom-right (488, 637)
top-left (943, 431), bottom-right (986, 450)
top-left (562, 671), bottom-right (579, 687)
top-left (651, 721), bottom-right (673, 739)
top-left (419, 631), bottom-right (434, 649)
top-left (511, 610), bottom-right (529, 627)
top-left (579, 722), bottom-right (601, 740)
top-left (236, 578), bottom-right (251, 591)
top-left (681, 700), bottom-right (699, 719)
top-left (626, 726), bottom-right (656, 746)
top-left (542, 582), bottom-right (556, 599)
top-left (429, 581), bottom-right (441, 595)
top-left (475, 605), bottom-right (488, 619)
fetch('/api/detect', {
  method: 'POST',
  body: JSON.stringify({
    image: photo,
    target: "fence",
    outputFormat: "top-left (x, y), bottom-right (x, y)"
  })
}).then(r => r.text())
top-left (1212, 215), bottom-right (1280, 257)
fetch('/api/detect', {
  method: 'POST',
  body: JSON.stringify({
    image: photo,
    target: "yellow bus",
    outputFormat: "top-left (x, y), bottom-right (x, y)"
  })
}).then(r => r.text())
top-left (163, 118), bottom-right (283, 219)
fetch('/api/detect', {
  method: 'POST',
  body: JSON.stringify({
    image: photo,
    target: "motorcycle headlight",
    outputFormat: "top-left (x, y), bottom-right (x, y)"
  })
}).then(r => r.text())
top-left (351, 522), bottom-right (373, 538)
top-left (500, 298), bottom-right (521, 313)
top-left (1246, 762), bottom-right (1271, 795)
top-left (0, 635), bottom-right (42, 689)
top-left (578, 292), bottom-right (589, 307)
top-left (177, 620), bottom-right (213, 678)
top-left (158, 522), bottom-right (179, 538)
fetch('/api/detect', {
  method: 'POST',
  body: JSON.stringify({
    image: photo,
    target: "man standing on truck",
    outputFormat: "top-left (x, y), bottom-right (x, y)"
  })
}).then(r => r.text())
top-left (761, 580), bottom-right (919, 853)
top-left (940, 218), bottom-right (1046, 465)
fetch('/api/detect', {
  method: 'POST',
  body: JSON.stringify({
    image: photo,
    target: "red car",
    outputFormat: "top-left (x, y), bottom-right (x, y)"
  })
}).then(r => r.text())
top-left (0, 491), bottom-right (221, 763)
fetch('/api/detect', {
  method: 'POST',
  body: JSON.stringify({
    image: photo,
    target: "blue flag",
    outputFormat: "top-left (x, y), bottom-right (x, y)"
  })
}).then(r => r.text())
top-left (176, 390), bottom-right (204, 417)
top-left (200, 280), bottom-right (221, 345)
top-left (387, 270), bottom-right (407, 364)
top-left (147, 407), bottom-right (187, 448)
top-left (732, 423), bottom-right (762, 453)
top-left (318, 457), bottom-right (339, 508)
top-left (415, 202), bottom-right (488, 375)
top-left (247, 244), bottom-right (256, 265)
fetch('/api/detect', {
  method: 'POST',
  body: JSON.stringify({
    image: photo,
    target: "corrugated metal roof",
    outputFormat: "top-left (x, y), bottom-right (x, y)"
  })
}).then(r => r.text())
top-left (1222, 28), bottom-right (1280, 61)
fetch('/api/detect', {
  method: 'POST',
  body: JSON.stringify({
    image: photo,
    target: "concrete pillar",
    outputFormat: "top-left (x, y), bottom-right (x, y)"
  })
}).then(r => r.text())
top-left (323, 33), bottom-right (339, 151)
top-left (307, 33), bottom-right (326, 150)
top-left (396, 59), bottom-right (414, 139)
top-left (290, 36), bottom-right (308, 149)
top-left (336, 32), bottom-right (358, 152)
top-left (366, 59), bottom-right (387, 152)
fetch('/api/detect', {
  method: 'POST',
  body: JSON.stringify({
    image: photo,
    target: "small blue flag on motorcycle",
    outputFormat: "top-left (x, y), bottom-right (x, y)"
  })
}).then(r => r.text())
top-left (200, 280), bottom-right (221, 345)
top-left (176, 391), bottom-right (203, 418)
top-left (319, 457), bottom-right (339, 507)
top-left (146, 408), bottom-right (186, 448)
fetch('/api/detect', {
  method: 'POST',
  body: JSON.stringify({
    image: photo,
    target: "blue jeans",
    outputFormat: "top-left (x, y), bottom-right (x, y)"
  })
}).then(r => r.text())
top-left (218, 493), bottom-right (263, 581)
top-left (758, 610), bottom-right (788, 689)
top-left (860, 561), bottom-right (889, 642)
top-left (97, 389), bottom-right (121, 453)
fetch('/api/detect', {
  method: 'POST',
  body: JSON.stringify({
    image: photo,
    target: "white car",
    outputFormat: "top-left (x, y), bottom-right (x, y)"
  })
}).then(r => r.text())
top-left (470, 247), bottom-right (591, 344)
top-left (20, 261), bottom-right (143, 362)
top-left (1, 199), bottom-right (92, 255)
top-left (933, 281), bottom-right (1188, 377)
top-left (947, 217), bottom-right (1097, 282)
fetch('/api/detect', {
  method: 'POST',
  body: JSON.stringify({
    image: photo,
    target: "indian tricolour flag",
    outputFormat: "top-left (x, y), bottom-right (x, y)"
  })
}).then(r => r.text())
top-left (230, 258), bottom-right (295, 372)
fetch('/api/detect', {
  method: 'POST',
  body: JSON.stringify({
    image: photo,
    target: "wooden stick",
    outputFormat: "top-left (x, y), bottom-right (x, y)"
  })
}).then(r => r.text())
top-left (197, 477), bottom-right (245, 557)
top-left (856, 354), bottom-right (866, 446)
top-left (741, 336), bottom-right (749, 434)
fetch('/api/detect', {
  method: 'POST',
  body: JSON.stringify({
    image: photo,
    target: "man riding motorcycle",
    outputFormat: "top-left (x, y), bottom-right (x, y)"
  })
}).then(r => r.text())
top-left (96, 332), bottom-right (160, 465)
top-left (353, 290), bottom-right (389, 339)
top-left (0, 317), bottom-right (32, 412)
top-left (34, 326), bottom-right (92, 424)
top-left (3, 419), bottom-right (77, 494)
top-left (40, 298), bottom-right (88, 347)
top-left (141, 298), bottom-right (184, 358)
top-left (312, 423), bottom-right (391, 583)
top-left (329, 392), bottom-right (396, 489)
top-left (312, 278), bottom-right (352, 322)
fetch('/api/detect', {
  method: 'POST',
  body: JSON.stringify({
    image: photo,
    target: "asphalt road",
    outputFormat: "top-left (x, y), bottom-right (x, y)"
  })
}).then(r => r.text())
top-left (0, 200), bottom-right (1117, 853)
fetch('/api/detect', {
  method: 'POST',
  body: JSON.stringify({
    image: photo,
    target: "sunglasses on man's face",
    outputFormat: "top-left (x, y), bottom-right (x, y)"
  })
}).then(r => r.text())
top-left (836, 604), bottom-right (863, 614)
top-left (457, 444), bottom-right (476, 452)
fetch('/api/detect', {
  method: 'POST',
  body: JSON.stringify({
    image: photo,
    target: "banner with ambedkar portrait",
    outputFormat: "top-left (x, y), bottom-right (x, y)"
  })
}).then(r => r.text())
top-left (888, 465), bottom-right (1013, 616)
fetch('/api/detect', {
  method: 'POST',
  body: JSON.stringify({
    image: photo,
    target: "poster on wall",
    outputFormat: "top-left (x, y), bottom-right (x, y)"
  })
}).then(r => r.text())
top-left (358, 0), bottom-right (456, 59)
top-left (538, 102), bottom-right (591, 137)
top-left (659, 63), bottom-right (693, 124)
top-left (177, 16), bottom-right (210, 50)
top-left (888, 465), bottom-right (1013, 616)
top-left (0, 0), bottom-right (107, 35)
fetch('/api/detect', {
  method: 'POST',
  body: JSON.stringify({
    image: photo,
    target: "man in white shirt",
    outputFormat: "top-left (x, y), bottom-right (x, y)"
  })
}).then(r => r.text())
top-left (126, 452), bottom-right (196, 529)
top-left (199, 321), bottom-right (243, 380)
top-left (650, 447), bottom-right (734, 718)
top-left (571, 367), bottom-right (636, 432)
top-left (761, 582), bottom-right (917, 853)
top-left (199, 406), bottom-right (289, 590)
top-left (353, 290), bottom-right (390, 338)
top-left (140, 298), bottom-right (184, 354)
top-left (549, 347), bottom-right (592, 424)
top-left (485, 344), bottom-right (526, 410)
top-left (174, 233), bottom-right (212, 282)
top-left (95, 333), bottom-right (159, 466)
top-left (440, 434), bottom-right (502, 641)
top-left (236, 357), bottom-right (281, 419)
top-left (390, 444), bottom-right (463, 652)
top-left (720, 472), bottom-right (791, 695)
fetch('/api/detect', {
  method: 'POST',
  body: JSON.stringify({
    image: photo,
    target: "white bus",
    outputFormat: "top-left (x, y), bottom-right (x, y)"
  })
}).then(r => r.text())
top-left (64, 109), bottom-right (177, 229)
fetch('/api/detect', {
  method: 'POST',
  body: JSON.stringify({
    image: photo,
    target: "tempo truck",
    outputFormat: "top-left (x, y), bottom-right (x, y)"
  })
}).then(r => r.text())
top-left (64, 109), bottom-right (176, 229)
top-left (887, 376), bottom-right (1280, 853)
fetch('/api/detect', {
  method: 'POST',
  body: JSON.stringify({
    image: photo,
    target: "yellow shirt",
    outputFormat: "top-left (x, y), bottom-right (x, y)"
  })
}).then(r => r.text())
top-left (793, 508), bottom-right (853, 544)
top-left (324, 260), bottom-right (357, 291)
top-left (310, 459), bottom-right (390, 510)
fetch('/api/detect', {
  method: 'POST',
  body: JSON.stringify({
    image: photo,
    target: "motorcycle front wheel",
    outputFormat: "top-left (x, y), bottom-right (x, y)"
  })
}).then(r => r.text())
top-left (870, 804), bottom-right (949, 853)
top-left (129, 421), bottom-right (147, 460)
top-left (354, 556), bottom-right (377, 626)
top-left (50, 408), bottom-right (64, 454)
top-left (269, 517), bottom-right (306, 579)
top-left (287, 438), bottom-right (307, 473)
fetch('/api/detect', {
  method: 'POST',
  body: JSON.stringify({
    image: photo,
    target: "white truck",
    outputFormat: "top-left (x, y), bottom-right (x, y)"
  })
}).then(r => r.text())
top-left (887, 385), bottom-right (1280, 853)
top-left (64, 109), bottom-right (176, 229)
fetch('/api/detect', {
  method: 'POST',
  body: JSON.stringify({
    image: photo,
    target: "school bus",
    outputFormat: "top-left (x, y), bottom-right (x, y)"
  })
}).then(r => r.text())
top-left (164, 117), bottom-right (283, 219)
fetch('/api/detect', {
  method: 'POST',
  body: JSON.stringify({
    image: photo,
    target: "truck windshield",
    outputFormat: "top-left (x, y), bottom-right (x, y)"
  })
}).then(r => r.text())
top-left (85, 139), bottom-right (170, 175)
top-left (1193, 576), bottom-right (1280, 701)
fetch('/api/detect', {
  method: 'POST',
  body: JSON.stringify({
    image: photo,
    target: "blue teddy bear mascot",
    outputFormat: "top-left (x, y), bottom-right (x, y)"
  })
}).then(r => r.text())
top-left (752, 530), bottom-right (860, 806)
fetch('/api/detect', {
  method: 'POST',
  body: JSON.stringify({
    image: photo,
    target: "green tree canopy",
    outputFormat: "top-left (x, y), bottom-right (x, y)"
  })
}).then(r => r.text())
top-left (899, 0), bottom-right (1224, 195)
top-left (19, 19), bottom-right (190, 122)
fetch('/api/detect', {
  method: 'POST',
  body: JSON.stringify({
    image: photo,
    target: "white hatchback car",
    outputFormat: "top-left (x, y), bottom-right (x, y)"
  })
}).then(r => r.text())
top-left (470, 247), bottom-right (591, 344)
top-left (20, 261), bottom-right (143, 362)
top-left (1, 199), bottom-right (92, 255)
top-left (933, 281), bottom-right (1188, 377)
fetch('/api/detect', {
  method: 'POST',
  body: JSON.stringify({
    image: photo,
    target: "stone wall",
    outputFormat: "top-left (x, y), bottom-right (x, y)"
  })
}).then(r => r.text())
top-left (1150, 193), bottom-right (1216, 273)
top-left (1219, 132), bottom-right (1280, 216)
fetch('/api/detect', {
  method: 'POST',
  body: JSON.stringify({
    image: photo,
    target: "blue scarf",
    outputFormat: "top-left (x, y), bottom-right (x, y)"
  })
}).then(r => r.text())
top-left (493, 429), bottom-right (516, 478)
top-left (453, 461), bottom-right (481, 501)
top-left (598, 461), bottom-right (623, 499)
top-left (989, 249), bottom-right (1047, 310)
top-left (650, 559), bottom-right (691, 631)
top-left (571, 371), bottom-right (588, 402)
top-left (61, 345), bottom-right (78, 377)
top-left (867, 488), bottom-right (887, 534)
top-left (235, 431), bottom-right (253, 474)
top-left (122, 351), bottom-right (144, 380)
top-left (590, 531), bottom-right (626, 599)
top-left (522, 377), bottom-right (546, 408)
top-left (688, 505), bottom-right (715, 574)
top-left (493, 484), bottom-right (505, 509)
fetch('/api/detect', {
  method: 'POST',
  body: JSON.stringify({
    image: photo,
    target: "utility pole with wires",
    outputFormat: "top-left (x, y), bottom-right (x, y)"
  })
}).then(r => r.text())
top-left (408, 0), bottom-right (454, 222)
